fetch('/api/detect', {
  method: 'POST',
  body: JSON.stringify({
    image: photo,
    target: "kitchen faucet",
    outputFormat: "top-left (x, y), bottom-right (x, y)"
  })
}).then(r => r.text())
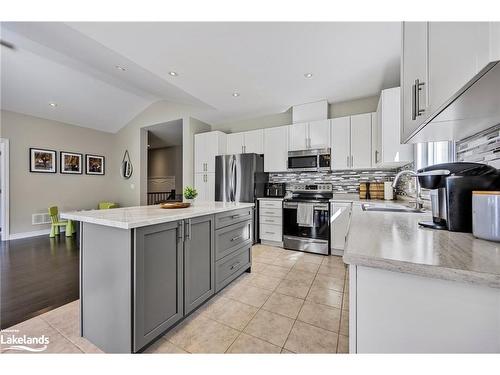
top-left (392, 170), bottom-right (423, 210)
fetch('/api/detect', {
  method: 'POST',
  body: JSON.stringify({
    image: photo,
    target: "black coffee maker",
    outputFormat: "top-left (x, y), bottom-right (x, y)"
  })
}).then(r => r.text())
top-left (417, 162), bottom-right (500, 232)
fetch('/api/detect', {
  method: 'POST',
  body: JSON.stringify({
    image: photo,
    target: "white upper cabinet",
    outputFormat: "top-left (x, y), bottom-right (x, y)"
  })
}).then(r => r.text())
top-left (226, 133), bottom-right (245, 154)
top-left (289, 120), bottom-right (331, 151)
top-left (401, 21), bottom-right (498, 143)
top-left (350, 113), bottom-right (372, 169)
top-left (428, 22), bottom-right (490, 116)
top-left (331, 116), bottom-right (351, 170)
top-left (226, 129), bottom-right (264, 154)
top-left (264, 126), bottom-right (289, 172)
top-left (374, 87), bottom-right (413, 167)
top-left (194, 131), bottom-right (226, 173)
top-left (243, 129), bottom-right (264, 154)
top-left (308, 119), bottom-right (331, 149)
top-left (288, 122), bottom-right (308, 151)
top-left (401, 22), bottom-right (429, 143)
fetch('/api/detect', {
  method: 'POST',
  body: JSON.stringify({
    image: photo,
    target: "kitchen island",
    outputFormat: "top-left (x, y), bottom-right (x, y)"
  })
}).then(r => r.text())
top-left (62, 202), bottom-right (254, 353)
top-left (343, 203), bottom-right (500, 353)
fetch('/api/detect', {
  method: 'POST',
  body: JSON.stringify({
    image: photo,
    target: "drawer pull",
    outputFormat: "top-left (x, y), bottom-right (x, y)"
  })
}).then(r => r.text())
top-left (231, 214), bottom-right (240, 219)
top-left (230, 235), bottom-right (243, 242)
top-left (230, 262), bottom-right (241, 270)
top-left (264, 211), bottom-right (276, 215)
top-left (265, 231), bottom-right (275, 234)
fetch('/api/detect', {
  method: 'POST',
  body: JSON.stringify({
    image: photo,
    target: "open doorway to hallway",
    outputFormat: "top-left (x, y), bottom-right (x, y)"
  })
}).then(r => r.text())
top-left (145, 120), bottom-right (183, 205)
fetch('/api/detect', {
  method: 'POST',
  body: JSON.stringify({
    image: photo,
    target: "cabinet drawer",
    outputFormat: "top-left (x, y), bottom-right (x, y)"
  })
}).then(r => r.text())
top-left (260, 223), bottom-right (282, 242)
top-left (215, 245), bottom-right (251, 292)
top-left (259, 200), bottom-right (283, 209)
top-left (259, 216), bottom-right (282, 225)
top-left (259, 207), bottom-right (282, 217)
top-left (215, 207), bottom-right (253, 229)
top-left (215, 220), bottom-right (252, 261)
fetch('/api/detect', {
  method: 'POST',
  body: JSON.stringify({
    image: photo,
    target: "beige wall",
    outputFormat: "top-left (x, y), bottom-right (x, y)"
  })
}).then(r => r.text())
top-left (148, 146), bottom-right (183, 193)
top-left (1, 110), bottom-right (118, 235)
top-left (212, 95), bottom-right (380, 133)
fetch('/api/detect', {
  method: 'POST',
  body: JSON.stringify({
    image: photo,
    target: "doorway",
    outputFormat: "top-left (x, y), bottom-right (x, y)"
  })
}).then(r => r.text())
top-left (0, 138), bottom-right (9, 241)
top-left (144, 120), bottom-right (183, 205)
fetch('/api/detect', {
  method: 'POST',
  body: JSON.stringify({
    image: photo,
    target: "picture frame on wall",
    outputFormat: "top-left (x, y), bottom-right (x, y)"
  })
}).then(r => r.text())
top-left (60, 151), bottom-right (83, 174)
top-left (85, 154), bottom-right (105, 175)
top-left (29, 148), bottom-right (57, 173)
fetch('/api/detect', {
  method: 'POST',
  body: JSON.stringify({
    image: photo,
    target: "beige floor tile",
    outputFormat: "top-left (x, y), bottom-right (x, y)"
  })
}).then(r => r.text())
top-left (251, 261), bottom-right (268, 273)
top-left (281, 348), bottom-right (296, 353)
top-left (321, 255), bottom-right (345, 266)
top-left (145, 338), bottom-right (187, 353)
top-left (227, 333), bottom-right (281, 353)
top-left (337, 334), bottom-right (349, 353)
top-left (339, 309), bottom-right (349, 336)
top-left (2, 316), bottom-right (82, 354)
top-left (252, 254), bottom-right (277, 265)
top-left (262, 292), bottom-right (304, 319)
top-left (317, 264), bottom-right (346, 279)
top-left (284, 321), bottom-right (338, 353)
top-left (165, 314), bottom-right (239, 353)
top-left (258, 264), bottom-right (290, 279)
top-left (243, 310), bottom-right (294, 347)
top-left (312, 274), bottom-right (345, 292)
top-left (306, 286), bottom-right (343, 308)
top-left (285, 269), bottom-right (316, 286)
top-left (201, 296), bottom-right (258, 330)
top-left (223, 283), bottom-right (272, 308)
top-left (270, 257), bottom-right (297, 269)
top-left (297, 301), bottom-right (341, 333)
top-left (300, 253), bottom-right (325, 264)
top-left (245, 273), bottom-right (282, 291)
top-left (342, 293), bottom-right (349, 311)
top-left (39, 300), bottom-right (103, 353)
top-left (275, 279), bottom-right (311, 299)
top-left (291, 260), bottom-right (321, 273)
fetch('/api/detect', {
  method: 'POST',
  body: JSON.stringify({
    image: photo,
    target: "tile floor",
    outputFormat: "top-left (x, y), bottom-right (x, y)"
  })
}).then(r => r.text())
top-left (0, 244), bottom-right (349, 354)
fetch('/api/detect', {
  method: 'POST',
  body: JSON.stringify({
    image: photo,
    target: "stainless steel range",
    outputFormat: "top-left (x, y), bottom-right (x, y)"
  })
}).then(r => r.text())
top-left (283, 184), bottom-right (332, 255)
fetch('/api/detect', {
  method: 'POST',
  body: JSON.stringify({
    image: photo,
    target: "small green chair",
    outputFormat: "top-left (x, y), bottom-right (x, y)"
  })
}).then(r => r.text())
top-left (98, 202), bottom-right (119, 209)
top-left (48, 206), bottom-right (75, 238)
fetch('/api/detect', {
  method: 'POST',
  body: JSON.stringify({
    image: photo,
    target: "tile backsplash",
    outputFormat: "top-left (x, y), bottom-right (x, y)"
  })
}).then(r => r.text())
top-left (269, 168), bottom-right (410, 195)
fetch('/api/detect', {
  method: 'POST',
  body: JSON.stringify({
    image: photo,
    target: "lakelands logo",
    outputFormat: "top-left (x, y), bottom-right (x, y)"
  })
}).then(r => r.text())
top-left (1, 329), bottom-right (49, 352)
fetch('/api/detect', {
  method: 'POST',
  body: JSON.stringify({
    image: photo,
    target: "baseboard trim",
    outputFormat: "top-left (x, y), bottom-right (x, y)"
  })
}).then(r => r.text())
top-left (9, 227), bottom-right (66, 240)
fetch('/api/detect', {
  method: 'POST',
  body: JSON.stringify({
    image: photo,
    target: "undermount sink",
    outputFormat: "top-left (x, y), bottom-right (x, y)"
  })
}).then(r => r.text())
top-left (361, 203), bottom-right (426, 213)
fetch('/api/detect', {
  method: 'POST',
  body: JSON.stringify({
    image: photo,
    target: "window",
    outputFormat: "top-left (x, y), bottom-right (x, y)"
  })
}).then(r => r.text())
top-left (415, 141), bottom-right (455, 170)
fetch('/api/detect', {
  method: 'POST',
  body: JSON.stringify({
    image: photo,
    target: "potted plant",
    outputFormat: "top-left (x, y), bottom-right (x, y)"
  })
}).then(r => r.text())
top-left (183, 186), bottom-right (198, 205)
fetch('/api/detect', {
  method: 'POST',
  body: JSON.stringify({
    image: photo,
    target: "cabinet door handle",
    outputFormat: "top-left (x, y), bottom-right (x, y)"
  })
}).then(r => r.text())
top-left (177, 221), bottom-right (184, 241)
top-left (230, 235), bottom-right (242, 242)
top-left (411, 82), bottom-right (417, 121)
top-left (346, 156), bottom-right (349, 167)
top-left (351, 155), bottom-right (354, 168)
top-left (185, 219), bottom-right (192, 240)
top-left (416, 79), bottom-right (425, 117)
top-left (230, 262), bottom-right (241, 270)
top-left (375, 150), bottom-right (379, 163)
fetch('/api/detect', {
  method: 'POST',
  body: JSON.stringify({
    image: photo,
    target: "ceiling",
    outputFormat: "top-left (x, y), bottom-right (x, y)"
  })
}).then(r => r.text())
top-left (1, 22), bottom-right (401, 132)
top-left (146, 119), bottom-right (183, 149)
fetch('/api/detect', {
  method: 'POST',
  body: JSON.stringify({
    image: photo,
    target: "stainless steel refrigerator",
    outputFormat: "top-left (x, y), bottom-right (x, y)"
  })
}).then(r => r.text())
top-left (215, 153), bottom-right (268, 243)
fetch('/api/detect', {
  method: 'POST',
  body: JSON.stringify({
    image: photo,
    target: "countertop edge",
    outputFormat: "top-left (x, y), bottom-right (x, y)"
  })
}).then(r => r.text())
top-left (343, 253), bottom-right (500, 289)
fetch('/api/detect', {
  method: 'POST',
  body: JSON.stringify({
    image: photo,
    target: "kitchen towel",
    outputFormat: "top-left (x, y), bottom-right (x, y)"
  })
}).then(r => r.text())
top-left (297, 203), bottom-right (314, 227)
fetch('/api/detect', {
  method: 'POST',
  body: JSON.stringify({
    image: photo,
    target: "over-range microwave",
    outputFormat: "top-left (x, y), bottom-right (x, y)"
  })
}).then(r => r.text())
top-left (287, 148), bottom-right (331, 172)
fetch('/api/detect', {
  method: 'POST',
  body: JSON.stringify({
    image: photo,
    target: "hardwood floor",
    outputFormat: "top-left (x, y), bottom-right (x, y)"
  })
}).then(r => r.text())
top-left (0, 235), bottom-right (79, 329)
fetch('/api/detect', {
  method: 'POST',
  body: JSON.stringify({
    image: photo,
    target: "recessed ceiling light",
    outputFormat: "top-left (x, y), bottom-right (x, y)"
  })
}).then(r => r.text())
top-left (168, 71), bottom-right (178, 77)
top-left (115, 65), bottom-right (126, 71)
top-left (304, 73), bottom-right (313, 78)
top-left (232, 92), bottom-right (240, 97)
top-left (49, 102), bottom-right (58, 107)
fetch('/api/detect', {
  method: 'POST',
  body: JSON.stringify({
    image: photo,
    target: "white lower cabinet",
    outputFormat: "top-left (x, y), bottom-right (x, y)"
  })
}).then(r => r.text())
top-left (194, 172), bottom-right (215, 201)
top-left (259, 199), bottom-right (283, 245)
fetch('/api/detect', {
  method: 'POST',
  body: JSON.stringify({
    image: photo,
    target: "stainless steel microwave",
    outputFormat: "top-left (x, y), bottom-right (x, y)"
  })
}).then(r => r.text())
top-left (287, 148), bottom-right (331, 172)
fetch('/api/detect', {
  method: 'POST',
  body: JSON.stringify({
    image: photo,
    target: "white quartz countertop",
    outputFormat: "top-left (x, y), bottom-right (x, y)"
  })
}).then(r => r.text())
top-left (343, 204), bottom-right (500, 288)
top-left (257, 197), bottom-right (285, 201)
top-left (61, 202), bottom-right (255, 229)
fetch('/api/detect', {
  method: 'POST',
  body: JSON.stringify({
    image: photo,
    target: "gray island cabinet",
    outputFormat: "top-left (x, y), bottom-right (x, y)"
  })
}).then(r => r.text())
top-left (62, 202), bottom-right (254, 353)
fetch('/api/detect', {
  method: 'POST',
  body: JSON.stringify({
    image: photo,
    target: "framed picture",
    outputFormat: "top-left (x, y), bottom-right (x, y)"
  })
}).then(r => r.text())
top-left (85, 154), bottom-right (105, 175)
top-left (29, 148), bottom-right (57, 173)
top-left (60, 151), bottom-right (83, 174)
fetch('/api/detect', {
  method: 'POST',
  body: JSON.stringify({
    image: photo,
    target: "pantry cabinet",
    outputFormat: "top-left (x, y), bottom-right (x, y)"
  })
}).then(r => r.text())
top-left (373, 87), bottom-right (413, 167)
top-left (288, 119), bottom-right (331, 151)
top-left (227, 129), bottom-right (264, 154)
top-left (263, 125), bottom-right (288, 172)
top-left (194, 131), bottom-right (226, 173)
